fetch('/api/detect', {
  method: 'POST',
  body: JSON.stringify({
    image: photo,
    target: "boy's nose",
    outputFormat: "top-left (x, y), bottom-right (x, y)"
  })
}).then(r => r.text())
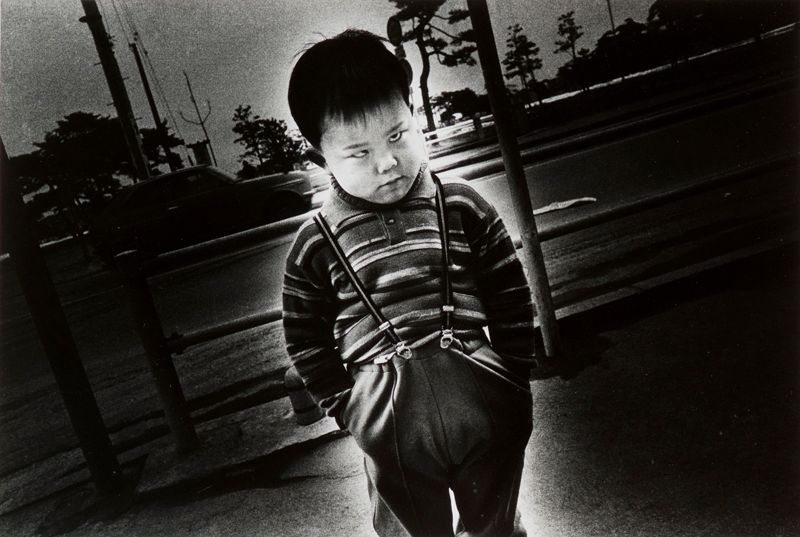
top-left (375, 152), bottom-right (398, 174)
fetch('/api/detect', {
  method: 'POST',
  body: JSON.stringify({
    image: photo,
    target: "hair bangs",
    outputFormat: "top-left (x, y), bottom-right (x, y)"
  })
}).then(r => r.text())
top-left (322, 69), bottom-right (406, 130)
top-left (288, 29), bottom-right (410, 148)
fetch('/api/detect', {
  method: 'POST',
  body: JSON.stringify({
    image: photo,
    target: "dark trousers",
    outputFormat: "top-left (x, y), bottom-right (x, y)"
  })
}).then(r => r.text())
top-left (340, 337), bottom-right (533, 537)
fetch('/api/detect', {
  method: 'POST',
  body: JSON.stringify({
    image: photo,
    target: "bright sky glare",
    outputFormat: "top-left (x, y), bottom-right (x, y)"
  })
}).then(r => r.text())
top-left (0, 0), bottom-right (651, 172)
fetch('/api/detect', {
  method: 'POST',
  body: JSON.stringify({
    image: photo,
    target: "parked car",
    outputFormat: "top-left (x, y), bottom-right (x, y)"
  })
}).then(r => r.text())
top-left (90, 165), bottom-right (314, 262)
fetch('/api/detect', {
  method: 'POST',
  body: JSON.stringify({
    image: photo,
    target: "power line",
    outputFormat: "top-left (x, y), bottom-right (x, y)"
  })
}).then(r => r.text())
top-left (144, 46), bottom-right (191, 162)
top-left (108, 0), bottom-right (132, 45)
top-left (119, 0), bottom-right (138, 38)
top-left (136, 35), bottom-right (187, 140)
top-left (95, 0), bottom-right (114, 41)
top-left (118, 0), bottom-right (192, 163)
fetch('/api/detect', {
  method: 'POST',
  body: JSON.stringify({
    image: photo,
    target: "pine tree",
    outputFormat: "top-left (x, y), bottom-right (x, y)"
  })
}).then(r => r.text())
top-left (502, 24), bottom-right (543, 105)
top-left (555, 10), bottom-right (584, 61)
top-left (232, 105), bottom-right (303, 176)
top-left (388, 0), bottom-right (477, 132)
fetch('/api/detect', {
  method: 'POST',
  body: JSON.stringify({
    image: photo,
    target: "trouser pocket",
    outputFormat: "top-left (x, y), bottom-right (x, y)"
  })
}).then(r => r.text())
top-left (460, 339), bottom-right (533, 393)
top-left (338, 367), bottom-right (397, 456)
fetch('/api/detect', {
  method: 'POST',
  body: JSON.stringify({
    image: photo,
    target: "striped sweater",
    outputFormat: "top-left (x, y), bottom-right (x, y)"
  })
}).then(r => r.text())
top-left (282, 172), bottom-right (536, 413)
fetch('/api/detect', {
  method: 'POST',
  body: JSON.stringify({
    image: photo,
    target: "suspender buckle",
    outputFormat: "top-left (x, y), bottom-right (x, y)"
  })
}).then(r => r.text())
top-left (394, 342), bottom-right (412, 359)
top-left (373, 341), bottom-right (412, 364)
top-left (440, 329), bottom-right (454, 349)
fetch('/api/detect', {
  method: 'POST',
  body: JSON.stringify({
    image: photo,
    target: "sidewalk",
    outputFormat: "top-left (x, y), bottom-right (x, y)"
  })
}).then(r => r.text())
top-left (1, 243), bottom-right (797, 536)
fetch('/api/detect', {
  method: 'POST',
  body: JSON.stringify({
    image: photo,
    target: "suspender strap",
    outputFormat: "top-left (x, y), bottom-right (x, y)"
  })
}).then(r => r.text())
top-left (313, 212), bottom-right (411, 358)
top-left (431, 173), bottom-right (454, 347)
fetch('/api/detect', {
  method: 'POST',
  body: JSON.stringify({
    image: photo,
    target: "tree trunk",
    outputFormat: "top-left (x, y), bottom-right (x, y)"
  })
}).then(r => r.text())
top-left (530, 73), bottom-right (542, 104)
top-left (517, 68), bottom-right (530, 107)
top-left (415, 32), bottom-right (437, 134)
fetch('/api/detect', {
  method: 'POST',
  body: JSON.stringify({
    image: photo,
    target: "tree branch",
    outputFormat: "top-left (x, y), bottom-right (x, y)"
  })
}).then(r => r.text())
top-left (403, 11), bottom-right (436, 41)
top-left (429, 23), bottom-right (459, 40)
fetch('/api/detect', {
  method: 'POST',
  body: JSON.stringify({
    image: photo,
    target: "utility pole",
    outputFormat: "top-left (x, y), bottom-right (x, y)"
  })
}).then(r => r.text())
top-left (606, 0), bottom-right (617, 34)
top-left (79, 0), bottom-right (150, 182)
top-left (180, 71), bottom-right (218, 166)
top-left (466, 0), bottom-right (561, 359)
top-left (130, 38), bottom-right (181, 171)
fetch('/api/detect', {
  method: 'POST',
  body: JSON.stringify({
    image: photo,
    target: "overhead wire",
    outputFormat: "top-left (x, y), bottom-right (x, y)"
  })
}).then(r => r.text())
top-left (108, 0), bottom-right (132, 46)
top-left (139, 43), bottom-right (189, 154)
top-left (117, 0), bottom-right (192, 164)
top-left (95, 0), bottom-right (115, 43)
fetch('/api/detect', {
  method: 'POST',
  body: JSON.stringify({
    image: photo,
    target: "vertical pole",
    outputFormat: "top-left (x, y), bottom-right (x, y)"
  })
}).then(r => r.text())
top-left (115, 251), bottom-right (199, 452)
top-left (605, 0), bottom-right (617, 33)
top-left (466, 0), bottom-right (562, 358)
top-left (79, 0), bottom-right (150, 181)
top-left (0, 138), bottom-right (123, 495)
top-left (130, 41), bottom-right (180, 171)
top-left (182, 72), bottom-right (218, 166)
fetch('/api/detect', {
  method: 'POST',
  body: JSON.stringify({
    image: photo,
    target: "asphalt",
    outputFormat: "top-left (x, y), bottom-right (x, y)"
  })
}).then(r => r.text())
top-left (1, 237), bottom-right (797, 536)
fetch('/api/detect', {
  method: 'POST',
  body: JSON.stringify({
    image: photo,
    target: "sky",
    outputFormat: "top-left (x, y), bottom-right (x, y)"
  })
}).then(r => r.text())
top-left (0, 0), bottom-right (652, 173)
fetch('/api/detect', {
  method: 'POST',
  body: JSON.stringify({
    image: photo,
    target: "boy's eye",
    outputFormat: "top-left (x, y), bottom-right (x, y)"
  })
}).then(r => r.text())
top-left (349, 150), bottom-right (368, 159)
top-left (388, 131), bottom-right (404, 143)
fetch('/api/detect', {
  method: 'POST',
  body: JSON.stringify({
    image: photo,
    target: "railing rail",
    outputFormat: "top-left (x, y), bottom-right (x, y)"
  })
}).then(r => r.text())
top-left (116, 147), bottom-right (798, 449)
top-left (161, 152), bottom-right (798, 356)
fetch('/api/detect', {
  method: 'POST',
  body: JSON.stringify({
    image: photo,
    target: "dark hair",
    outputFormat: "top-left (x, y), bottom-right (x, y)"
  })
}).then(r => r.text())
top-left (288, 29), bottom-right (410, 149)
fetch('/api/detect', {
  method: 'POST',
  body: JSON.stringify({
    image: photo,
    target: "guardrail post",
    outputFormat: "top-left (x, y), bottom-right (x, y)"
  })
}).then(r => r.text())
top-left (115, 250), bottom-right (199, 453)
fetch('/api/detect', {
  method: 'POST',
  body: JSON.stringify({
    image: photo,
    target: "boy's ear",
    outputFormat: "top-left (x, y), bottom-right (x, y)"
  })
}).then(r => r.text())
top-left (305, 148), bottom-right (327, 168)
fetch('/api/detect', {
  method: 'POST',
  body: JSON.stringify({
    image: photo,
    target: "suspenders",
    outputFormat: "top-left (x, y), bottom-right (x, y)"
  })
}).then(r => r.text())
top-left (313, 173), bottom-right (453, 361)
top-left (433, 175), bottom-right (455, 348)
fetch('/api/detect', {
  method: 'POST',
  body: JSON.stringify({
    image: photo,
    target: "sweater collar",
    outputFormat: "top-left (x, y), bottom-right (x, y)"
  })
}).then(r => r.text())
top-left (320, 167), bottom-right (436, 227)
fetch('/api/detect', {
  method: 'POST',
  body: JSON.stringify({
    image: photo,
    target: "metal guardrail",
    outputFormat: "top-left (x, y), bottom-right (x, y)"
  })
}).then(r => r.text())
top-left (140, 211), bottom-right (312, 277)
top-left (166, 152), bottom-right (798, 352)
top-left (116, 147), bottom-right (798, 450)
top-left (113, 213), bottom-right (311, 452)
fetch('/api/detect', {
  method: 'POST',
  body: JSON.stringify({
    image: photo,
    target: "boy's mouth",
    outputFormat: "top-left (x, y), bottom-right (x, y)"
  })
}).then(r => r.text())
top-left (379, 176), bottom-right (405, 188)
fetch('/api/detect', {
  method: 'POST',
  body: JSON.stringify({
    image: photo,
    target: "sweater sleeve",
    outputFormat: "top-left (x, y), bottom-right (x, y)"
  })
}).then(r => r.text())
top-left (460, 186), bottom-right (537, 367)
top-left (282, 223), bottom-right (353, 417)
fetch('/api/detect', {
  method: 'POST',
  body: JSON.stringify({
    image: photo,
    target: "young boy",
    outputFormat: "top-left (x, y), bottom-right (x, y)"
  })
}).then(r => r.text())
top-left (284, 29), bottom-right (537, 537)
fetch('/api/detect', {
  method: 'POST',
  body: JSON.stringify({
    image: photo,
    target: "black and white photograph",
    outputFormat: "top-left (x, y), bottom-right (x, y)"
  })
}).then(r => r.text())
top-left (1, 0), bottom-right (798, 535)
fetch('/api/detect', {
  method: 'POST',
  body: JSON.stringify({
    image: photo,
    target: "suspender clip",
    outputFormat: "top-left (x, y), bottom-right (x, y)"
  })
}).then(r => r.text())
top-left (440, 329), bottom-right (454, 349)
top-left (394, 341), bottom-right (412, 359)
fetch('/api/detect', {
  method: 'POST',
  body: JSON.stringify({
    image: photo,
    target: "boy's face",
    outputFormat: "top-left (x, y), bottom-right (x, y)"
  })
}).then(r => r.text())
top-left (318, 94), bottom-right (426, 205)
